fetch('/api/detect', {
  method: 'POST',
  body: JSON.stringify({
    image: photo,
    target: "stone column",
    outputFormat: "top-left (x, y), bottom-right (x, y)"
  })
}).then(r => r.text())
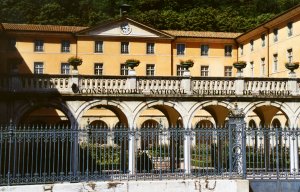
top-left (181, 70), bottom-right (192, 95)
top-left (127, 119), bottom-right (136, 175)
top-left (181, 116), bottom-right (191, 174)
top-left (288, 71), bottom-right (299, 96)
top-left (233, 61), bottom-right (246, 96)
top-left (289, 117), bottom-right (298, 174)
top-left (126, 69), bottom-right (137, 90)
top-left (289, 130), bottom-right (299, 174)
top-left (71, 69), bottom-right (79, 93)
top-left (228, 103), bottom-right (246, 178)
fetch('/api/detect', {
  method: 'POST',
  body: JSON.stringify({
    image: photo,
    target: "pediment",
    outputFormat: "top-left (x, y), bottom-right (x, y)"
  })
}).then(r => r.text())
top-left (77, 18), bottom-right (173, 39)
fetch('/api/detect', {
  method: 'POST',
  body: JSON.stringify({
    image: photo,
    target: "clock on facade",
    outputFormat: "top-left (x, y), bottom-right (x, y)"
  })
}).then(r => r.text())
top-left (120, 23), bottom-right (132, 35)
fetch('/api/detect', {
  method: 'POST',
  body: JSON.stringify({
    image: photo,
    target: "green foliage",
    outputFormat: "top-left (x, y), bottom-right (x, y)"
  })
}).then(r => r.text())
top-left (0, 0), bottom-right (300, 32)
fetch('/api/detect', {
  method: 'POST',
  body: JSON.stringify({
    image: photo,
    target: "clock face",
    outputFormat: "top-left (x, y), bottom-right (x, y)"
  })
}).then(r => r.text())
top-left (120, 23), bottom-right (132, 35)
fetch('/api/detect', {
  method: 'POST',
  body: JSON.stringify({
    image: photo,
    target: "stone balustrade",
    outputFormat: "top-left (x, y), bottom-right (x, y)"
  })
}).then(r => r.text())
top-left (192, 77), bottom-right (235, 92)
top-left (137, 77), bottom-right (182, 91)
top-left (0, 74), bottom-right (298, 97)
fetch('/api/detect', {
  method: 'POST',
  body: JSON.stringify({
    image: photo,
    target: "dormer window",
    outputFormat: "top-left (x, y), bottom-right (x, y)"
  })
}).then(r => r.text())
top-left (287, 22), bottom-right (293, 37)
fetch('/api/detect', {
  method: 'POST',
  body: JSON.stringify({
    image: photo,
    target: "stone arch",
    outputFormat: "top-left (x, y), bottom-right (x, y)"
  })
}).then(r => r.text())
top-left (132, 100), bottom-right (188, 128)
top-left (291, 105), bottom-right (300, 127)
top-left (89, 120), bottom-right (108, 128)
top-left (14, 100), bottom-right (76, 126)
top-left (195, 120), bottom-right (214, 128)
top-left (188, 100), bottom-right (235, 127)
top-left (248, 119), bottom-right (257, 128)
top-left (243, 101), bottom-right (293, 127)
top-left (271, 118), bottom-right (281, 128)
top-left (76, 100), bottom-right (132, 127)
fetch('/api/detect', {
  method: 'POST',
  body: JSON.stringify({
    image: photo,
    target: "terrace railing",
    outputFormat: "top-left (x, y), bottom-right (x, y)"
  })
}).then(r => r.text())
top-left (0, 74), bottom-right (298, 97)
top-left (0, 124), bottom-right (299, 185)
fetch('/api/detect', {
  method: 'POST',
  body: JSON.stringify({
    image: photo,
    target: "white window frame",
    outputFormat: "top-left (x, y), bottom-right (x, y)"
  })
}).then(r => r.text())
top-left (34, 62), bottom-right (44, 74)
top-left (176, 43), bottom-right (185, 55)
top-left (146, 64), bottom-right (155, 76)
top-left (224, 45), bottom-right (232, 57)
top-left (61, 40), bottom-right (70, 52)
top-left (273, 53), bottom-right (278, 73)
top-left (287, 22), bottom-right (293, 37)
top-left (224, 66), bottom-right (232, 77)
top-left (239, 44), bottom-right (243, 56)
top-left (200, 65), bottom-right (209, 76)
top-left (95, 41), bottom-right (103, 53)
top-left (250, 40), bottom-right (254, 52)
top-left (61, 63), bottom-right (70, 74)
top-left (176, 65), bottom-right (185, 76)
top-left (120, 64), bottom-right (128, 75)
top-left (261, 58), bottom-right (265, 77)
top-left (94, 63), bottom-right (103, 75)
top-left (201, 44), bottom-right (209, 56)
top-left (287, 48), bottom-right (293, 63)
top-left (34, 40), bottom-right (44, 52)
top-left (146, 43), bottom-right (155, 54)
top-left (273, 28), bottom-right (278, 42)
top-left (121, 42), bottom-right (129, 54)
top-left (261, 34), bottom-right (265, 47)
top-left (250, 61), bottom-right (254, 77)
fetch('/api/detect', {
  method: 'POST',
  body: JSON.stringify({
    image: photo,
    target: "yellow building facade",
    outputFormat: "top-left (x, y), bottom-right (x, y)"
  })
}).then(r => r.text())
top-left (0, 5), bottom-right (300, 129)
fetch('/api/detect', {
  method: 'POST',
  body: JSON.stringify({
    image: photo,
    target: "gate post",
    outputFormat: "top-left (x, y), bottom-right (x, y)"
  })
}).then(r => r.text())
top-left (228, 103), bottom-right (246, 178)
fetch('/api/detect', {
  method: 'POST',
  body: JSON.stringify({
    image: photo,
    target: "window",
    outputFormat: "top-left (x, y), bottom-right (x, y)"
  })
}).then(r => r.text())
top-left (250, 61), bottom-right (254, 77)
top-left (200, 66), bottom-right (209, 76)
top-left (61, 40), bottom-right (70, 52)
top-left (176, 65), bottom-right (185, 76)
top-left (146, 64), bottom-right (155, 76)
top-left (261, 34), bottom-right (265, 47)
top-left (146, 43), bottom-right (155, 54)
top-left (201, 44), bottom-right (209, 56)
top-left (272, 54), bottom-right (278, 73)
top-left (287, 48), bottom-right (293, 63)
top-left (261, 58), bottom-right (265, 76)
top-left (121, 42), bottom-right (129, 54)
top-left (224, 66), bottom-right (232, 77)
top-left (120, 64), bottom-right (128, 75)
top-left (34, 40), bottom-right (44, 52)
top-left (61, 63), bottom-right (70, 74)
top-left (176, 44), bottom-right (185, 55)
top-left (34, 62), bottom-right (44, 74)
top-left (94, 63), bottom-right (103, 75)
top-left (273, 28), bottom-right (278, 42)
top-left (239, 44), bottom-right (243, 55)
top-left (287, 22), bottom-right (293, 37)
top-left (250, 40), bottom-right (254, 51)
top-left (95, 41), bottom-right (103, 53)
top-left (224, 45), bottom-right (232, 56)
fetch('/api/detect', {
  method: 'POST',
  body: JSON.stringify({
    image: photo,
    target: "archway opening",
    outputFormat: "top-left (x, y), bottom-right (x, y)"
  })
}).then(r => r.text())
top-left (79, 104), bottom-right (129, 174)
top-left (191, 104), bottom-right (231, 175)
top-left (135, 105), bottom-right (183, 173)
top-left (246, 105), bottom-right (290, 172)
top-left (19, 106), bottom-right (70, 127)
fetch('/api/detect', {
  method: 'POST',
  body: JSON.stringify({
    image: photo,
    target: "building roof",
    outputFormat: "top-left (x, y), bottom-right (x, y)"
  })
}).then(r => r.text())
top-left (163, 30), bottom-right (241, 39)
top-left (1, 23), bottom-right (88, 33)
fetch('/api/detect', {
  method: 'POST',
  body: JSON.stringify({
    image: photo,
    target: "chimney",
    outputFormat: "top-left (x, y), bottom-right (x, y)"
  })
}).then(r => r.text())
top-left (120, 4), bottom-right (131, 17)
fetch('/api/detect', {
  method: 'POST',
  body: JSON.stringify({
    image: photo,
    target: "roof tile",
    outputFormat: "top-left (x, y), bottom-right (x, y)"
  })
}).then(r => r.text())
top-left (163, 30), bottom-right (241, 39)
top-left (2, 23), bottom-right (87, 33)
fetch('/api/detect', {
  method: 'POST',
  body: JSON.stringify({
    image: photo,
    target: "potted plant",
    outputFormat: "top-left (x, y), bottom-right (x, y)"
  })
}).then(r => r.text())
top-left (180, 59), bottom-right (194, 70)
top-left (125, 59), bottom-right (140, 69)
top-left (233, 61), bottom-right (247, 72)
top-left (285, 61), bottom-right (299, 72)
top-left (68, 56), bottom-right (83, 70)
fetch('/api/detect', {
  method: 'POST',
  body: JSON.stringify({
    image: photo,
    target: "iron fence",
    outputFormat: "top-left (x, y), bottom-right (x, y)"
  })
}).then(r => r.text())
top-left (0, 124), bottom-right (300, 185)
